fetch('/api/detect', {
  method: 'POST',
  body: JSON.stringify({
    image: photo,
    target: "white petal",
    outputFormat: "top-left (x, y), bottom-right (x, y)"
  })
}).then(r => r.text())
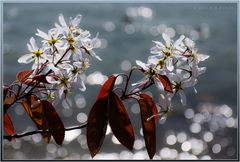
top-left (90, 51), bottom-right (102, 61)
top-left (147, 56), bottom-right (158, 65)
top-left (148, 55), bottom-right (164, 63)
top-left (150, 46), bottom-right (165, 54)
top-left (192, 65), bottom-right (206, 77)
top-left (191, 65), bottom-right (198, 77)
top-left (59, 14), bottom-right (67, 27)
top-left (27, 43), bottom-right (33, 52)
top-left (174, 35), bottom-right (185, 47)
top-left (152, 41), bottom-right (165, 48)
top-left (95, 55), bottom-right (102, 61)
top-left (78, 77), bottom-right (86, 91)
top-left (73, 61), bottom-right (82, 68)
top-left (198, 67), bottom-right (206, 75)
top-left (47, 64), bottom-right (61, 75)
top-left (36, 29), bottom-right (50, 40)
top-left (92, 33), bottom-right (100, 48)
top-left (136, 60), bottom-right (148, 71)
top-left (48, 28), bottom-right (57, 35)
top-left (162, 33), bottom-right (171, 47)
top-left (178, 90), bottom-right (186, 106)
top-left (18, 54), bottom-right (34, 64)
top-left (168, 73), bottom-right (179, 82)
top-left (166, 58), bottom-right (174, 72)
top-left (184, 37), bottom-right (195, 49)
top-left (72, 14), bottom-right (82, 27)
top-left (58, 86), bottom-right (65, 99)
top-left (182, 78), bottom-right (197, 88)
top-left (46, 76), bottom-right (58, 84)
top-left (198, 54), bottom-right (209, 61)
top-left (58, 63), bottom-right (73, 70)
top-left (82, 30), bottom-right (91, 38)
top-left (30, 37), bottom-right (38, 50)
top-left (73, 49), bottom-right (83, 61)
top-left (155, 78), bottom-right (164, 92)
top-left (54, 23), bottom-right (61, 29)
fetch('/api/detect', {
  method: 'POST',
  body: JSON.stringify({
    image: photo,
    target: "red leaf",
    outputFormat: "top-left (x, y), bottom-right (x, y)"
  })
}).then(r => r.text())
top-left (109, 92), bottom-right (135, 151)
top-left (21, 96), bottom-right (51, 142)
top-left (42, 100), bottom-right (65, 145)
top-left (4, 113), bottom-right (15, 136)
top-left (4, 96), bottom-right (16, 112)
top-left (87, 98), bottom-right (109, 157)
top-left (16, 70), bottom-right (34, 82)
top-left (97, 75), bottom-right (116, 99)
top-left (140, 94), bottom-right (158, 125)
top-left (139, 94), bottom-right (156, 159)
top-left (32, 74), bottom-right (49, 83)
top-left (156, 74), bottom-right (173, 93)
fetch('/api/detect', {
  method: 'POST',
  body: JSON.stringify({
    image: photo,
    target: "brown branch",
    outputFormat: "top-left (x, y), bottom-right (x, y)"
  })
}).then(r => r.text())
top-left (16, 47), bottom-right (71, 102)
top-left (3, 123), bottom-right (88, 141)
top-left (120, 66), bottom-right (144, 100)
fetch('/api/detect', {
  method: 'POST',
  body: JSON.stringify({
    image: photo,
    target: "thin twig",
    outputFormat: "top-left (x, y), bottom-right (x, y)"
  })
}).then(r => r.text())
top-left (4, 123), bottom-right (88, 141)
top-left (121, 67), bottom-right (142, 99)
top-left (123, 80), bottom-right (154, 99)
top-left (17, 47), bottom-right (71, 101)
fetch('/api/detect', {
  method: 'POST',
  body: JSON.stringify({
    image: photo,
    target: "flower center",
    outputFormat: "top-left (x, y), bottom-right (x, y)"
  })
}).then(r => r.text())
top-left (82, 60), bottom-right (90, 69)
top-left (72, 67), bottom-right (80, 75)
top-left (48, 37), bottom-right (59, 45)
top-left (174, 82), bottom-right (183, 92)
top-left (59, 76), bottom-right (69, 87)
top-left (145, 67), bottom-right (157, 79)
top-left (32, 49), bottom-right (43, 58)
top-left (67, 35), bottom-right (75, 44)
top-left (164, 47), bottom-right (171, 57)
top-left (192, 52), bottom-right (199, 61)
top-left (157, 59), bottom-right (165, 69)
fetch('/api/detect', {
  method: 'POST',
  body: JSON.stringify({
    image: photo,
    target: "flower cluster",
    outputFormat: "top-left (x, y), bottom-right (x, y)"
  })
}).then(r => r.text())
top-left (18, 14), bottom-right (101, 102)
top-left (134, 33), bottom-right (209, 117)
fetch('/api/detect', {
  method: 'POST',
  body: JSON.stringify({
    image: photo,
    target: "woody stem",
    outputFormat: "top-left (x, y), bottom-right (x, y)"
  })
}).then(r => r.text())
top-left (4, 123), bottom-right (88, 141)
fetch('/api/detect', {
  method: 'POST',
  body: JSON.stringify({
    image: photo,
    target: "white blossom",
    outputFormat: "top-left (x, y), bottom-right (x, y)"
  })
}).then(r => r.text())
top-left (18, 14), bottom-right (102, 105)
top-left (134, 33), bottom-right (209, 108)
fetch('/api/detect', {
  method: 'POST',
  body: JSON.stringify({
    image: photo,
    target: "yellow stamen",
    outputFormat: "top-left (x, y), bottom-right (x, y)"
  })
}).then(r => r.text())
top-left (32, 49), bottom-right (43, 58)
top-left (48, 37), bottom-right (59, 45)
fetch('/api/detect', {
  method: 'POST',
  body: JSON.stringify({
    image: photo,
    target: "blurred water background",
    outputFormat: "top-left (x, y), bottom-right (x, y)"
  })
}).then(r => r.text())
top-left (3, 3), bottom-right (238, 160)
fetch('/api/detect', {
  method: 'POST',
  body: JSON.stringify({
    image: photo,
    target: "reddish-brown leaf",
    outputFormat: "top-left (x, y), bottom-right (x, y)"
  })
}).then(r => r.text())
top-left (4, 96), bottom-right (16, 112)
top-left (109, 92), bottom-right (135, 151)
top-left (87, 98), bottom-right (109, 157)
top-left (156, 74), bottom-right (173, 93)
top-left (42, 100), bottom-right (65, 145)
top-left (140, 94), bottom-right (158, 125)
top-left (32, 74), bottom-right (49, 83)
top-left (97, 75), bottom-right (116, 99)
top-left (16, 70), bottom-right (34, 82)
top-left (4, 113), bottom-right (15, 136)
top-left (21, 96), bottom-right (51, 142)
top-left (139, 93), bottom-right (156, 159)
